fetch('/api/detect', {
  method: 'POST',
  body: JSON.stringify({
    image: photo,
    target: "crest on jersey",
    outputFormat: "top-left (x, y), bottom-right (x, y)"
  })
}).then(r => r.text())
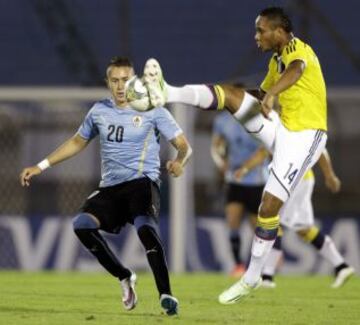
top-left (132, 115), bottom-right (143, 127)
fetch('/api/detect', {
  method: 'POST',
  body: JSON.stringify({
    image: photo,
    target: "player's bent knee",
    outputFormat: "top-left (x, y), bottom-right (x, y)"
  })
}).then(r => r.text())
top-left (72, 213), bottom-right (99, 231)
top-left (219, 84), bottom-right (245, 114)
top-left (137, 225), bottom-right (162, 251)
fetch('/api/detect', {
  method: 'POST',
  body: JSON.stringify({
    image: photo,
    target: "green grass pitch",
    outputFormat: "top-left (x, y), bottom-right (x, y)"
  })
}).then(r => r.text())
top-left (0, 271), bottom-right (359, 324)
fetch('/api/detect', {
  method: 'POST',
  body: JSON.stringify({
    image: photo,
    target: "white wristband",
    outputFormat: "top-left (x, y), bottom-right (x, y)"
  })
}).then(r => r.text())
top-left (37, 159), bottom-right (50, 171)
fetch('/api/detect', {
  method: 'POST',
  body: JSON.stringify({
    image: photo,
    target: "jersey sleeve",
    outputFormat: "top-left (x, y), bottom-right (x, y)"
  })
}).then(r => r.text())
top-left (283, 40), bottom-right (308, 68)
top-left (153, 107), bottom-right (183, 141)
top-left (77, 105), bottom-right (99, 140)
top-left (260, 58), bottom-right (276, 92)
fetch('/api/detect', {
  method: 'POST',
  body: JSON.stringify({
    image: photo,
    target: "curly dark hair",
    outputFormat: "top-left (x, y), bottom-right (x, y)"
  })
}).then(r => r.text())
top-left (260, 7), bottom-right (293, 33)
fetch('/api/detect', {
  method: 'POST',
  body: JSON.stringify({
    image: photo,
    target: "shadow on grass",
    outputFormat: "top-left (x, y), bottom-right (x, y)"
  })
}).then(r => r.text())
top-left (0, 305), bottom-right (177, 319)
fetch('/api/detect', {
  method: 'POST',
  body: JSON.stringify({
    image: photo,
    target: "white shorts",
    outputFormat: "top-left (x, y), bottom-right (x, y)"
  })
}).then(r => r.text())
top-left (264, 123), bottom-right (327, 202)
top-left (280, 177), bottom-right (315, 230)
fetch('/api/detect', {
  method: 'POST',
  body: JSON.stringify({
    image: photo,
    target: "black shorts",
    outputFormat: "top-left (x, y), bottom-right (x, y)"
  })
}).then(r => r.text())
top-left (80, 177), bottom-right (160, 233)
top-left (225, 183), bottom-right (264, 214)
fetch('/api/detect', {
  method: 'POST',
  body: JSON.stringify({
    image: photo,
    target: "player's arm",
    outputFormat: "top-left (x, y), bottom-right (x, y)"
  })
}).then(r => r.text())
top-left (210, 134), bottom-right (228, 174)
top-left (167, 133), bottom-right (192, 177)
top-left (261, 60), bottom-right (305, 116)
top-left (317, 149), bottom-right (341, 193)
top-left (20, 133), bottom-right (90, 187)
top-left (234, 147), bottom-right (269, 181)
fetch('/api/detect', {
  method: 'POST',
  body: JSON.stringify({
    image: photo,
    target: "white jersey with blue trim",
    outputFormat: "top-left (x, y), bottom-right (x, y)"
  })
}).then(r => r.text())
top-left (213, 112), bottom-right (268, 186)
top-left (78, 98), bottom-right (183, 187)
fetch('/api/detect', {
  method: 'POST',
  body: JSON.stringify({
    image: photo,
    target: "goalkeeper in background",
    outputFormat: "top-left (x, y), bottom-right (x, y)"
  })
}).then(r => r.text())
top-left (19, 56), bottom-right (192, 316)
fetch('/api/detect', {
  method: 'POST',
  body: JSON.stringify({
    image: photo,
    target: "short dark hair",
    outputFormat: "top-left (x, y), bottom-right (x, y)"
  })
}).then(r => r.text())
top-left (108, 56), bottom-right (134, 68)
top-left (260, 7), bottom-right (293, 33)
top-left (106, 56), bottom-right (134, 78)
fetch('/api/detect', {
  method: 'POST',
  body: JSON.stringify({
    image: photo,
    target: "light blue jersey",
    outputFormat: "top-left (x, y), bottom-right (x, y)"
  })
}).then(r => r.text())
top-left (78, 99), bottom-right (183, 187)
top-left (213, 112), bottom-right (268, 186)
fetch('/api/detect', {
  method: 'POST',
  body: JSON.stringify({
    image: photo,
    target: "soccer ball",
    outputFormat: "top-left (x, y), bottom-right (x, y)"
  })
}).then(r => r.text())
top-left (125, 76), bottom-right (152, 111)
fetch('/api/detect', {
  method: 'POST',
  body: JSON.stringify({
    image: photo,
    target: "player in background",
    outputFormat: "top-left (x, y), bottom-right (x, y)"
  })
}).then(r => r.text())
top-left (211, 111), bottom-right (268, 277)
top-left (19, 57), bottom-right (192, 316)
top-left (262, 150), bottom-right (355, 289)
top-left (139, 6), bottom-right (328, 304)
top-left (229, 145), bottom-right (355, 288)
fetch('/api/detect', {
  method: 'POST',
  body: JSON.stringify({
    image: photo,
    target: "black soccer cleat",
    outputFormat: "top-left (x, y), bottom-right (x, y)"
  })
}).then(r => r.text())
top-left (160, 294), bottom-right (179, 316)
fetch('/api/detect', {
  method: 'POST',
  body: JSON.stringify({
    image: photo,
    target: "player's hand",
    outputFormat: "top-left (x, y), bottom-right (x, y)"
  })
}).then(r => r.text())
top-left (166, 160), bottom-right (183, 177)
top-left (325, 174), bottom-right (341, 193)
top-left (261, 93), bottom-right (275, 119)
top-left (20, 166), bottom-right (42, 187)
top-left (234, 166), bottom-right (249, 181)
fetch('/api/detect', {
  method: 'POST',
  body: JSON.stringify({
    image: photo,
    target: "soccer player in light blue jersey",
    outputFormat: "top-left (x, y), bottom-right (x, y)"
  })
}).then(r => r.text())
top-left (20, 57), bottom-right (192, 316)
top-left (211, 111), bottom-right (268, 277)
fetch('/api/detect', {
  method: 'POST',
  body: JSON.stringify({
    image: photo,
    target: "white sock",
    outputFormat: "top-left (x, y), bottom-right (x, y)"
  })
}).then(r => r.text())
top-left (166, 84), bottom-right (214, 108)
top-left (318, 235), bottom-right (344, 267)
top-left (262, 248), bottom-right (282, 276)
top-left (233, 92), bottom-right (261, 122)
top-left (243, 235), bottom-right (275, 286)
top-left (232, 92), bottom-right (277, 152)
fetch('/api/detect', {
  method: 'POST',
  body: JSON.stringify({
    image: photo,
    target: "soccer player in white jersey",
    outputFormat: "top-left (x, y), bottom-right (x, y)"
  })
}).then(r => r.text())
top-left (212, 111), bottom-right (268, 277)
top-left (262, 150), bottom-right (354, 289)
top-left (137, 6), bottom-right (329, 304)
top-left (19, 57), bottom-right (192, 316)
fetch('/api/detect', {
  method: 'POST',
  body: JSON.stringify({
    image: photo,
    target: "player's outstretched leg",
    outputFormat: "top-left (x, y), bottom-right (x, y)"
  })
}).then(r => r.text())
top-left (142, 58), bottom-right (277, 152)
top-left (143, 58), bottom-right (167, 107)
